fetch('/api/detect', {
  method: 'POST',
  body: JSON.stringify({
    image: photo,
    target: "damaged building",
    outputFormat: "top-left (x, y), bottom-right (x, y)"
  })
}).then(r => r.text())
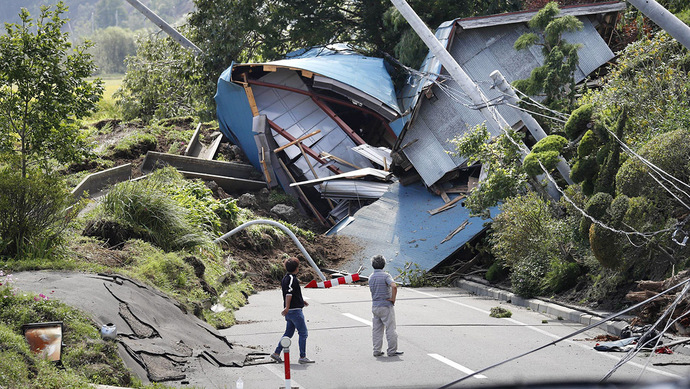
top-left (214, 2), bottom-right (625, 276)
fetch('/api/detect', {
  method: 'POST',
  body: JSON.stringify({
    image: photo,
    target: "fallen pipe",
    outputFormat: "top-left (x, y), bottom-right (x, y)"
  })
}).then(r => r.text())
top-left (215, 220), bottom-right (327, 282)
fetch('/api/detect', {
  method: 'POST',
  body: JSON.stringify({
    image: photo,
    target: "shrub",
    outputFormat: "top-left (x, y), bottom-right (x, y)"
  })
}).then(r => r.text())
top-left (511, 253), bottom-right (549, 298)
top-left (589, 223), bottom-right (621, 268)
top-left (545, 260), bottom-right (581, 293)
top-left (485, 262), bottom-right (509, 282)
top-left (616, 129), bottom-right (690, 215)
top-left (585, 192), bottom-right (613, 220)
top-left (0, 169), bottom-right (72, 258)
top-left (564, 104), bottom-right (593, 140)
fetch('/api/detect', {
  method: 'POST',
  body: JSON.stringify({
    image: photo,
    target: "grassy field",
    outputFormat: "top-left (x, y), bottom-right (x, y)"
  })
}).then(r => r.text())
top-left (89, 74), bottom-right (123, 120)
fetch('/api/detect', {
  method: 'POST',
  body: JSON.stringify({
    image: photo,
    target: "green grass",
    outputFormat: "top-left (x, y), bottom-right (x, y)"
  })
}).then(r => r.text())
top-left (88, 74), bottom-right (123, 121)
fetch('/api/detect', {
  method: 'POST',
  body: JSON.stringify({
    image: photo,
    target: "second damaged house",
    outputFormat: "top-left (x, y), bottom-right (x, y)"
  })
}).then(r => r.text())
top-left (215, 45), bottom-right (402, 225)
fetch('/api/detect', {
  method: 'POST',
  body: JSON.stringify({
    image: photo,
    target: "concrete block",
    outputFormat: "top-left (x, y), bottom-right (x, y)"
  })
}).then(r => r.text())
top-left (142, 151), bottom-right (259, 179)
top-left (71, 164), bottom-right (132, 200)
top-left (178, 171), bottom-right (266, 194)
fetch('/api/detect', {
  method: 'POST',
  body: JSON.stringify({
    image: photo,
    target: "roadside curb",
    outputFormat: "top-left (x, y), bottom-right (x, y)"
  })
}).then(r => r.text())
top-left (454, 277), bottom-right (631, 336)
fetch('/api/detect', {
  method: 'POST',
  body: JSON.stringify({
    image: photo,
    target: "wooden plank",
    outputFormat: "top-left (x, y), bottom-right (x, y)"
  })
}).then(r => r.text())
top-left (302, 70), bottom-right (313, 78)
top-left (428, 195), bottom-right (466, 215)
top-left (273, 130), bottom-right (321, 153)
top-left (445, 186), bottom-right (468, 194)
top-left (242, 74), bottom-right (259, 116)
top-left (263, 65), bottom-right (277, 72)
top-left (298, 142), bottom-right (334, 210)
top-left (267, 119), bottom-right (340, 174)
top-left (441, 220), bottom-right (470, 244)
top-left (320, 152), bottom-right (361, 170)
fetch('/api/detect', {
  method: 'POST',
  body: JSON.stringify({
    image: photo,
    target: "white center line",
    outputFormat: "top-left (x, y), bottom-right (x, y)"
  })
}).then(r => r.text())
top-left (342, 313), bottom-right (372, 326)
top-left (428, 353), bottom-right (488, 379)
top-left (409, 289), bottom-right (681, 379)
top-left (264, 364), bottom-right (306, 389)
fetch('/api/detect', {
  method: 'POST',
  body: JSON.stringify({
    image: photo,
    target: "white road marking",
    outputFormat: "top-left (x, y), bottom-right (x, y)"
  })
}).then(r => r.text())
top-left (408, 289), bottom-right (681, 379)
top-left (343, 312), bottom-right (372, 326)
top-left (264, 364), bottom-right (306, 389)
top-left (428, 353), bottom-right (488, 379)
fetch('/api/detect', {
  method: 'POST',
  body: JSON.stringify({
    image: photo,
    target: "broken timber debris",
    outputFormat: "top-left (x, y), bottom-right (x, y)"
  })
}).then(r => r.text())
top-left (441, 220), bottom-right (470, 244)
top-left (428, 195), bottom-right (466, 215)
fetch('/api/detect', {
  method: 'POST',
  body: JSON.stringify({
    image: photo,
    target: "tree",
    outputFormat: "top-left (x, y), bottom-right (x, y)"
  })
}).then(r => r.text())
top-left (87, 26), bottom-right (137, 74)
top-left (580, 31), bottom-right (690, 149)
top-left (513, 2), bottom-right (583, 112)
top-left (448, 124), bottom-right (528, 213)
top-left (0, 2), bottom-right (103, 178)
top-left (116, 30), bottom-right (208, 122)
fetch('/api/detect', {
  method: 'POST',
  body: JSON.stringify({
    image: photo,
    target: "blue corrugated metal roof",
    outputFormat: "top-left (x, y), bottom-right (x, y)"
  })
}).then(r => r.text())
top-left (336, 181), bottom-right (499, 278)
top-left (265, 45), bottom-right (401, 116)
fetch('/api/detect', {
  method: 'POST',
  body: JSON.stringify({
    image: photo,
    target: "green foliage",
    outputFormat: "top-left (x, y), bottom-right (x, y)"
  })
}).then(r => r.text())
top-left (396, 262), bottom-right (440, 287)
top-left (580, 31), bottom-right (690, 149)
top-left (86, 26), bottom-right (136, 74)
top-left (491, 192), bottom-right (567, 268)
top-left (111, 132), bottom-right (157, 159)
top-left (489, 306), bottom-right (513, 318)
top-left (0, 272), bottom-right (135, 387)
top-left (511, 252), bottom-right (549, 298)
top-left (116, 31), bottom-right (210, 123)
top-left (589, 223), bottom-right (621, 268)
top-left (0, 168), bottom-right (72, 258)
top-left (544, 260), bottom-right (580, 293)
top-left (96, 169), bottom-right (214, 251)
top-left (564, 104), bottom-right (593, 140)
top-left (616, 129), bottom-right (690, 216)
top-left (485, 262), bottom-right (509, 282)
top-left (585, 192), bottom-right (613, 220)
top-left (0, 2), bottom-right (104, 177)
top-left (513, 2), bottom-right (583, 111)
top-left (524, 135), bottom-right (567, 176)
top-left (449, 124), bottom-right (528, 213)
top-left (577, 130), bottom-right (596, 158)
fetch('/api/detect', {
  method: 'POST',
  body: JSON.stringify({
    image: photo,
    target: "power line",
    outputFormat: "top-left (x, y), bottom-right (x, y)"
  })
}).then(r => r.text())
top-left (439, 276), bottom-right (690, 388)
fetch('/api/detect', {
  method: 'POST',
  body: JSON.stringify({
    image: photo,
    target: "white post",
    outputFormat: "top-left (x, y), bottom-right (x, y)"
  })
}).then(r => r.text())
top-left (626, 0), bottom-right (690, 50)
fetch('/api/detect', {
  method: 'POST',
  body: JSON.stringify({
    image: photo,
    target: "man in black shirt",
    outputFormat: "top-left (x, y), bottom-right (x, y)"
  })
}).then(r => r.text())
top-left (270, 257), bottom-right (316, 364)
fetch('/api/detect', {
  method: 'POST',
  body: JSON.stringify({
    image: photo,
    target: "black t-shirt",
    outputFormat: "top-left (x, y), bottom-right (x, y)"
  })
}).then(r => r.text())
top-left (281, 273), bottom-right (305, 309)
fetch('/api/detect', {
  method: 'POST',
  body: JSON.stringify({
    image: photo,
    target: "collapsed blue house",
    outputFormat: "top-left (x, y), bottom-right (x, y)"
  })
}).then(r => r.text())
top-left (214, 2), bottom-right (624, 277)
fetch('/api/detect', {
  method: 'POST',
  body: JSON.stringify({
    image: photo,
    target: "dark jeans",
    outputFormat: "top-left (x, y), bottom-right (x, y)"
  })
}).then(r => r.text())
top-left (274, 308), bottom-right (308, 357)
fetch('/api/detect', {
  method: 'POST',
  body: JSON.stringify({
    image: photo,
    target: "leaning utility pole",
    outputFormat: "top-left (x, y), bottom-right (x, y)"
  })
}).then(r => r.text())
top-left (626, 0), bottom-right (690, 50)
top-left (388, 0), bottom-right (509, 136)
top-left (123, 0), bottom-right (202, 54)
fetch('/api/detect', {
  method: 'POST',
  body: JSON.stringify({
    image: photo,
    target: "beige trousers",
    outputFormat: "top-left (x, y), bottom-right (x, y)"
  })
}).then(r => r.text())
top-left (372, 305), bottom-right (398, 355)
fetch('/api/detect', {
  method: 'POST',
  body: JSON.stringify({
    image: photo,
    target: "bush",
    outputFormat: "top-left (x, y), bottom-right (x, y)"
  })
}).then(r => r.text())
top-left (616, 129), bottom-right (690, 215)
top-left (589, 223), bottom-right (621, 268)
top-left (511, 253), bottom-right (549, 298)
top-left (545, 260), bottom-right (581, 293)
top-left (485, 262), bottom-right (509, 283)
top-left (0, 169), bottom-right (72, 258)
top-left (564, 104), bottom-right (593, 140)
